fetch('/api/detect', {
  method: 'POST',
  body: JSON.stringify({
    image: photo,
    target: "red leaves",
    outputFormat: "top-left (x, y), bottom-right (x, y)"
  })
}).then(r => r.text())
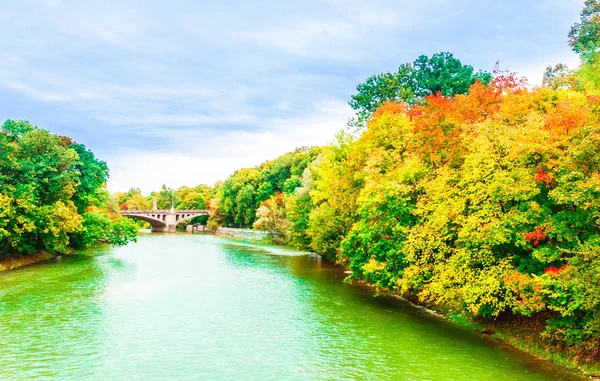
top-left (492, 73), bottom-right (528, 93)
top-left (58, 135), bottom-right (73, 147)
top-left (535, 168), bottom-right (552, 186)
top-left (544, 265), bottom-right (568, 275)
top-left (410, 92), bottom-right (462, 165)
top-left (525, 227), bottom-right (547, 247)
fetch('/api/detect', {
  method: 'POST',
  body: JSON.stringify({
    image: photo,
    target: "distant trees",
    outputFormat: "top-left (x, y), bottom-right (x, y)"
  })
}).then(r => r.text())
top-left (177, 185), bottom-right (211, 210)
top-left (154, 184), bottom-right (174, 210)
top-left (542, 63), bottom-right (574, 89)
top-left (212, 147), bottom-right (321, 230)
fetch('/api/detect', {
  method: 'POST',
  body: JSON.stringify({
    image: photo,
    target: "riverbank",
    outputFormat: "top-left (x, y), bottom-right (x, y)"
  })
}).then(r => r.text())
top-left (0, 251), bottom-right (56, 271)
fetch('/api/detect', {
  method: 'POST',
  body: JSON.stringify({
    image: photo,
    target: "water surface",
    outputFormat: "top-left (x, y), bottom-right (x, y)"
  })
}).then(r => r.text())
top-left (0, 233), bottom-right (583, 380)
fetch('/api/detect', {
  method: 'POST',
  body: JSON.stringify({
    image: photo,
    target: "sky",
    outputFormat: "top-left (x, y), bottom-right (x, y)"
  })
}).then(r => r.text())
top-left (0, 0), bottom-right (584, 193)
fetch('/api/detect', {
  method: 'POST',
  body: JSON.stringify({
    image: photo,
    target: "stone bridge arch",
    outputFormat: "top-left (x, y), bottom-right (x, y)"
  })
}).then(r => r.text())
top-left (120, 209), bottom-right (209, 232)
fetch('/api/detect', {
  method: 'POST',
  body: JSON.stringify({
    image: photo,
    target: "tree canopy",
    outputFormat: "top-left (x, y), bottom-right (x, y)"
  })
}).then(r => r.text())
top-left (349, 52), bottom-right (492, 126)
top-left (0, 120), bottom-right (137, 256)
top-left (569, 0), bottom-right (600, 57)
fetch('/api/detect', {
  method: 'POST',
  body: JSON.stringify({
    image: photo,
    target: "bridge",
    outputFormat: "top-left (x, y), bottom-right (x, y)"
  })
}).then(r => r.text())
top-left (120, 209), bottom-right (209, 232)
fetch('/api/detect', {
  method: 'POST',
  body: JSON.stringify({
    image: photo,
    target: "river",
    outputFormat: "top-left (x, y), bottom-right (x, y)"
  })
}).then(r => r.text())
top-left (0, 233), bottom-right (584, 380)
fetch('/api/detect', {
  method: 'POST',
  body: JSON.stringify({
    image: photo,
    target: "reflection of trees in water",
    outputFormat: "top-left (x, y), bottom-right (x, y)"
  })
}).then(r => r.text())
top-left (0, 249), bottom-right (118, 379)
top-left (219, 242), bottom-right (305, 271)
top-left (218, 242), bottom-right (574, 380)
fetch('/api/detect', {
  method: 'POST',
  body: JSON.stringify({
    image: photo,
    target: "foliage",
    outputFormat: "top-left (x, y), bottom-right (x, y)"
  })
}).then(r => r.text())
top-left (542, 64), bottom-right (574, 90)
top-left (152, 184), bottom-right (175, 210)
top-left (205, 42), bottom-right (600, 361)
top-left (0, 120), bottom-right (137, 257)
top-left (331, 75), bottom-right (600, 359)
top-left (349, 52), bottom-right (492, 126)
top-left (208, 147), bottom-right (321, 230)
top-left (285, 51), bottom-right (600, 359)
top-left (252, 193), bottom-right (290, 237)
top-left (411, 52), bottom-right (492, 97)
top-left (569, 0), bottom-right (600, 57)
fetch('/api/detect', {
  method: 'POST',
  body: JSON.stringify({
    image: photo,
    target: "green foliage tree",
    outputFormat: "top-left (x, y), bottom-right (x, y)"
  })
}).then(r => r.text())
top-left (154, 184), bottom-right (174, 210)
top-left (569, 0), bottom-right (600, 57)
top-left (0, 120), bottom-right (137, 257)
top-left (348, 64), bottom-right (415, 125)
top-left (211, 147), bottom-right (320, 229)
top-left (176, 184), bottom-right (211, 210)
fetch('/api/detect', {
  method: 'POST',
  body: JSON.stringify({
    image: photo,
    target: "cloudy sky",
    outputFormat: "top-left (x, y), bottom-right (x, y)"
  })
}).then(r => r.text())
top-left (0, 0), bottom-right (583, 193)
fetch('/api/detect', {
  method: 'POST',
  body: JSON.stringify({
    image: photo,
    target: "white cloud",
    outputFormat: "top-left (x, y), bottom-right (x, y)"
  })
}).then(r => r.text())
top-left (99, 113), bottom-right (258, 127)
top-left (106, 98), bottom-right (352, 193)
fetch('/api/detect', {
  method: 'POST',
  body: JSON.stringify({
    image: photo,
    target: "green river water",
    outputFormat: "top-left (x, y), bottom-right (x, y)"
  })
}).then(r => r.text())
top-left (0, 233), bottom-right (585, 380)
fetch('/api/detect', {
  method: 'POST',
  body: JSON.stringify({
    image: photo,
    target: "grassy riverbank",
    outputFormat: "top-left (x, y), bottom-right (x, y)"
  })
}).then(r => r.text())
top-left (0, 251), bottom-right (56, 271)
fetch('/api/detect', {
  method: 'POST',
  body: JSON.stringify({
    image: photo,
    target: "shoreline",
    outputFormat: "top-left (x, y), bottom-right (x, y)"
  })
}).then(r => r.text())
top-left (0, 251), bottom-right (56, 272)
top-left (212, 228), bottom-right (600, 377)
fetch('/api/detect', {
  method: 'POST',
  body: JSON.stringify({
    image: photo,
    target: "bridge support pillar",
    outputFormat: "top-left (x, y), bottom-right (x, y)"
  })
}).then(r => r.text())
top-left (150, 224), bottom-right (172, 233)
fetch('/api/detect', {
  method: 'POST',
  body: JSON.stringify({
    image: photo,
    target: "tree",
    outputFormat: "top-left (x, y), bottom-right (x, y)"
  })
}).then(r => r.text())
top-left (0, 120), bottom-right (137, 256)
top-left (252, 194), bottom-right (290, 238)
top-left (411, 52), bottom-right (492, 97)
top-left (70, 142), bottom-right (110, 213)
top-left (543, 63), bottom-right (574, 89)
top-left (126, 193), bottom-right (151, 210)
top-left (569, 0), bottom-right (600, 57)
top-left (154, 184), bottom-right (174, 210)
top-left (349, 64), bottom-right (415, 125)
top-left (176, 184), bottom-right (212, 210)
top-left (215, 148), bottom-right (319, 229)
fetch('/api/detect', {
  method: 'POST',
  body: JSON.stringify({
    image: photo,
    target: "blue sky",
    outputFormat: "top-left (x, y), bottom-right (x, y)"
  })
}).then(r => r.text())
top-left (0, 0), bottom-right (583, 193)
